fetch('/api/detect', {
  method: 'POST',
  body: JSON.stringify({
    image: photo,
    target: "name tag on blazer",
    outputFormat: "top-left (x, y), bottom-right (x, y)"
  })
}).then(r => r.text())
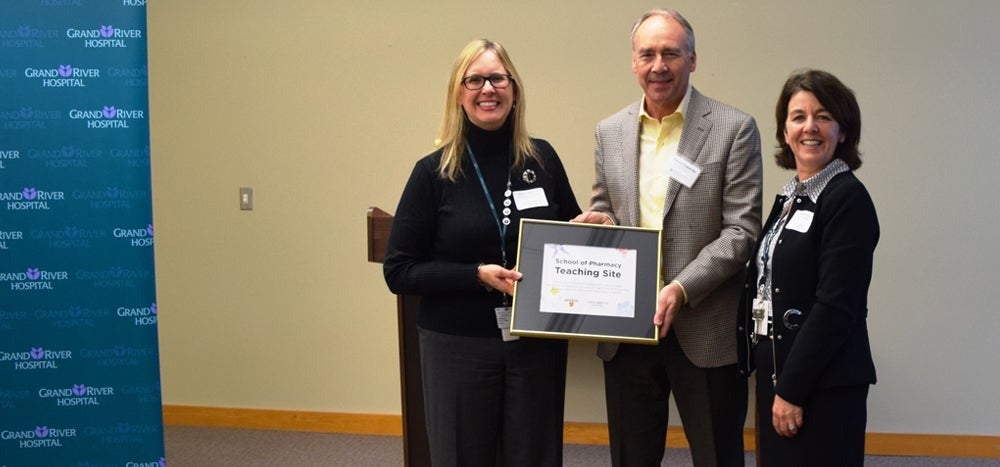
top-left (786, 210), bottom-right (814, 233)
top-left (666, 155), bottom-right (701, 188)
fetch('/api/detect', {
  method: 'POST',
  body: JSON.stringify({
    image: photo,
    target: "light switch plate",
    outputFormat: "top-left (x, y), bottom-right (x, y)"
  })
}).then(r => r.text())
top-left (239, 187), bottom-right (253, 210)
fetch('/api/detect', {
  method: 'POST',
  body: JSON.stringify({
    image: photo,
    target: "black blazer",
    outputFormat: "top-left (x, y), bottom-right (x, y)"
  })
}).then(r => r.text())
top-left (737, 171), bottom-right (879, 406)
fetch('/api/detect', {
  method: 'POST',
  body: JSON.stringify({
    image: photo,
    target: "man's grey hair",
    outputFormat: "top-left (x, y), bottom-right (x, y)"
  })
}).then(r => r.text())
top-left (630, 9), bottom-right (696, 54)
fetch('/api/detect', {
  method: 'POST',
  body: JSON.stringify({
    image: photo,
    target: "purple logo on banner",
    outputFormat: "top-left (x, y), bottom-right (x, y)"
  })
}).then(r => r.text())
top-left (23, 63), bottom-right (101, 87)
top-left (65, 24), bottom-right (144, 48)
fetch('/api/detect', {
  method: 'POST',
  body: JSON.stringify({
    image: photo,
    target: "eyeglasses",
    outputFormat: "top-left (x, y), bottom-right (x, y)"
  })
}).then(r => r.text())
top-left (461, 74), bottom-right (513, 90)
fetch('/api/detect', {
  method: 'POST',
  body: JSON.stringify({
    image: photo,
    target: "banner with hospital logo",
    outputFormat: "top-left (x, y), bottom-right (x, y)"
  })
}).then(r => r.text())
top-left (1, 1), bottom-right (164, 465)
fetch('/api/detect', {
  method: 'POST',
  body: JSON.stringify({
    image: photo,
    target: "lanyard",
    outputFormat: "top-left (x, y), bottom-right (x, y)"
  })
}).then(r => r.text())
top-left (757, 183), bottom-right (806, 299)
top-left (756, 195), bottom-right (795, 386)
top-left (757, 197), bottom-right (793, 298)
top-left (467, 146), bottom-right (512, 268)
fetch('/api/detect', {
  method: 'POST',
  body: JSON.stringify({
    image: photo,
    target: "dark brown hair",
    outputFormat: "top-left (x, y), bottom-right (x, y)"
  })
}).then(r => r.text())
top-left (775, 69), bottom-right (862, 170)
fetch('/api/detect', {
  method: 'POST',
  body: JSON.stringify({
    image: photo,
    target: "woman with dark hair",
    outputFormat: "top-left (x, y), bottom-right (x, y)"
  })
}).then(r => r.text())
top-left (737, 69), bottom-right (879, 466)
top-left (383, 39), bottom-right (580, 466)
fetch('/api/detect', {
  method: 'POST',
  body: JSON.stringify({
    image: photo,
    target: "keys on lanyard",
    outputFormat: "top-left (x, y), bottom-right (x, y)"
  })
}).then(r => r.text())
top-left (751, 296), bottom-right (771, 345)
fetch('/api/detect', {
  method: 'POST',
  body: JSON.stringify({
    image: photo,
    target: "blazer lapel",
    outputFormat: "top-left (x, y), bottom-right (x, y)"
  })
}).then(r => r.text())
top-left (663, 89), bottom-right (712, 217)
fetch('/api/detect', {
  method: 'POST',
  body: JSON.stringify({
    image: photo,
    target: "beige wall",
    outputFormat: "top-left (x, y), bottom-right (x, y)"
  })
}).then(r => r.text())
top-left (149, 1), bottom-right (1000, 434)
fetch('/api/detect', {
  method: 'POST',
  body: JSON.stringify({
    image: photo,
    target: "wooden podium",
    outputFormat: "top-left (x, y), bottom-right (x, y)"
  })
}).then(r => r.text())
top-left (367, 207), bottom-right (431, 467)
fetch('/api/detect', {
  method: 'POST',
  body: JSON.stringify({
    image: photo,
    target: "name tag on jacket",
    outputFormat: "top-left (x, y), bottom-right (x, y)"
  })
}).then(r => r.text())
top-left (786, 210), bottom-right (814, 233)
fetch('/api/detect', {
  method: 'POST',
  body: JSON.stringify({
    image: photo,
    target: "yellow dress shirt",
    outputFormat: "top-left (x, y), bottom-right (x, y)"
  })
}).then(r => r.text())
top-left (638, 86), bottom-right (691, 229)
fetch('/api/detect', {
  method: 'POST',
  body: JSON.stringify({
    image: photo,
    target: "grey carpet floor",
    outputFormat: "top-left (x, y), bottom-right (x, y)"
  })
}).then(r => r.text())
top-left (164, 426), bottom-right (998, 466)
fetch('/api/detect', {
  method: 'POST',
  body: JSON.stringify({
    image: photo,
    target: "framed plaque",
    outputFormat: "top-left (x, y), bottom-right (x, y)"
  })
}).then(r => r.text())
top-left (510, 219), bottom-right (662, 344)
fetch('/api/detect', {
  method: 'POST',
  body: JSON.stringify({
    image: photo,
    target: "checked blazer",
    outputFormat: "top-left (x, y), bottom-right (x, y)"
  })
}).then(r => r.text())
top-left (591, 88), bottom-right (763, 368)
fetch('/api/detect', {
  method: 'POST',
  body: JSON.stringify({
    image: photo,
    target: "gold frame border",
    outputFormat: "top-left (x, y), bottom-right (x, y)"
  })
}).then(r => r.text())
top-left (510, 219), bottom-right (662, 344)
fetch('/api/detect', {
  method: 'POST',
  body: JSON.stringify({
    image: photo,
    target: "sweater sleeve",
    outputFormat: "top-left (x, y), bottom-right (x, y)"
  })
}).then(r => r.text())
top-left (382, 158), bottom-right (481, 296)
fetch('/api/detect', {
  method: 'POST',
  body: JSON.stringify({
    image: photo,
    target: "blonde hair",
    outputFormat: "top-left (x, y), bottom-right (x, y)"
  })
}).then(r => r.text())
top-left (435, 39), bottom-right (539, 182)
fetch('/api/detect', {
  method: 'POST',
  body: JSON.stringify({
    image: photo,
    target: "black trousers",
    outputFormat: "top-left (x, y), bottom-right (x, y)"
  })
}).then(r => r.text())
top-left (418, 327), bottom-right (567, 467)
top-left (753, 341), bottom-right (868, 467)
top-left (604, 331), bottom-right (747, 467)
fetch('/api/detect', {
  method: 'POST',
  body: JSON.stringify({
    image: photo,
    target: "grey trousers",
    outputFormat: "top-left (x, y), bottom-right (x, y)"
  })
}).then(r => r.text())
top-left (418, 327), bottom-right (567, 467)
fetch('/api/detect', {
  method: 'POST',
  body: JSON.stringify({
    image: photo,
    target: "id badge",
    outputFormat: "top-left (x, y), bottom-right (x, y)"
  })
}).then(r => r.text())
top-left (495, 306), bottom-right (519, 342)
top-left (751, 298), bottom-right (771, 336)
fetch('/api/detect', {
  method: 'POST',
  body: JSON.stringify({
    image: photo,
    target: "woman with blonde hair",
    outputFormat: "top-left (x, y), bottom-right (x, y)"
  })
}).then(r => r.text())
top-left (384, 39), bottom-right (580, 466)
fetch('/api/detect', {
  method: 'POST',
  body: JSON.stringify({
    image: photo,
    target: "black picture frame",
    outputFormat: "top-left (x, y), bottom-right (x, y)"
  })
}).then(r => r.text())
top-left (510, 219), bottom-right (661, 344)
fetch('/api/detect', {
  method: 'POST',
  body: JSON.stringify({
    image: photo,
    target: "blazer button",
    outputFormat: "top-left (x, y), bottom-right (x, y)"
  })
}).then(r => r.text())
top-left (796, 198), bottom-right (802, 204)
top-left (776, 334), bottom-right (783, 340)
top-left (773, 287), bottom-right (781, 294)
top-left (738, 326), bottom-right (744, 331)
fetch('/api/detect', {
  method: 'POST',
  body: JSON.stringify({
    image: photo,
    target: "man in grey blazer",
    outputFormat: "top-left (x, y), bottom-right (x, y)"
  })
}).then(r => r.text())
top-left (574, 9), bottom-right (762, 467)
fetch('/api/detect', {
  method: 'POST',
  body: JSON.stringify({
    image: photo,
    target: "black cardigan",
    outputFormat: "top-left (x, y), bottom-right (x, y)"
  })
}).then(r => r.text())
top-left (737, 171), bottom-right (879, 406)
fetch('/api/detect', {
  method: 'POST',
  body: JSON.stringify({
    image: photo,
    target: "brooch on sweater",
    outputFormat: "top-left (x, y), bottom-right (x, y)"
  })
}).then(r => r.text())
top-left (521, 169), bottom-right (536, 184)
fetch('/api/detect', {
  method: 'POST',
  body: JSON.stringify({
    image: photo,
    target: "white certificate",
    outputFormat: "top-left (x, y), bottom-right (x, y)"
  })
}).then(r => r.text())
top-left (538, 243), bottom-right (638, 318)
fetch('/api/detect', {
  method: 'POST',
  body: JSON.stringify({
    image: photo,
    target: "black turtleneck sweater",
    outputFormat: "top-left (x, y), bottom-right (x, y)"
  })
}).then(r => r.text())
top-left (384, 123), bottom-right (581, 337)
